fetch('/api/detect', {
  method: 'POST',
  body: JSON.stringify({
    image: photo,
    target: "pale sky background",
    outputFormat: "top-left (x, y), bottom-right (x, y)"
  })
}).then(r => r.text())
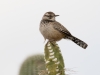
top-left (0, 0), bottom-right (100, 75)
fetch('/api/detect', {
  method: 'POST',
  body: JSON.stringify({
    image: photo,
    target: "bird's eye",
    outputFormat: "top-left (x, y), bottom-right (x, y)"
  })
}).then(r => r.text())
top-left (47, 16), bottom-right (49, 17)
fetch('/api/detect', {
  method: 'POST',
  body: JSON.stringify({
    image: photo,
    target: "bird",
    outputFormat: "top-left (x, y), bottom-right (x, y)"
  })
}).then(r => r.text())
top-left (39, 11), bottom-right (88, 49)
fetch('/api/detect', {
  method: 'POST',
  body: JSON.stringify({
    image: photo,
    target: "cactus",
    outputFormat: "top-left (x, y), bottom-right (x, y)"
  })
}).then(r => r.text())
top-left (44, 41), bottom-right (65, 75)
top-left (19, 54), bottom-right (47, 75)
top-left (19, 42), bottom-right (66, 75)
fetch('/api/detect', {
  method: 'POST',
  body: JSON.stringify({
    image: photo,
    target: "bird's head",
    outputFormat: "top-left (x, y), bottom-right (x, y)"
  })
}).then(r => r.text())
top-left (42, 11), bottom-right (59, 21)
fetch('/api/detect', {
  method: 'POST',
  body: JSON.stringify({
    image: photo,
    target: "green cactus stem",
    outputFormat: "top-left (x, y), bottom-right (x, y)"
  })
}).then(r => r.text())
top-left (19, 54), bottom-right (47, 75)
top-left (44, 41), bottom-right (65, 75)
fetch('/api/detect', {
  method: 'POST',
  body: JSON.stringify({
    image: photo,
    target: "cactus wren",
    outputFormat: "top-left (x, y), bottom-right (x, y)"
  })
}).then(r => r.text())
top-left (39, 11), bottom-right (88, 49)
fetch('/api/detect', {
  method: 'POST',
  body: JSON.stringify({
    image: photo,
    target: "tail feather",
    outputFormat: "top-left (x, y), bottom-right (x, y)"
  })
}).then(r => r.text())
top-left (67, 36), bottom-right (88, 49)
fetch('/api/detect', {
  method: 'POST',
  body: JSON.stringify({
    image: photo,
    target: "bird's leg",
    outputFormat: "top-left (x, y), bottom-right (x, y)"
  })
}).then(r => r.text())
top-left (43, 38), bottom-right (46, 43)
top-left (48, 39), bottom-right (56, 46)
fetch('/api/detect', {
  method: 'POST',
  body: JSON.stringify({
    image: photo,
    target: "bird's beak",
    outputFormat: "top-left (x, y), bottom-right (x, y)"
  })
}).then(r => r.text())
top-left (55, 15), bottom-right (59, 17)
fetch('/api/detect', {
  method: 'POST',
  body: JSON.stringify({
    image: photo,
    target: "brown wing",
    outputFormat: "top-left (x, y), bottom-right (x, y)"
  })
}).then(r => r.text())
top-left (52, 21), bottom-right (72, 36)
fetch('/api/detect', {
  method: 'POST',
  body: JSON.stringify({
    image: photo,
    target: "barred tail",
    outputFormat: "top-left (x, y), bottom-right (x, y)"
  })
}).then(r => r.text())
top-left (68, 36), bottom-right (88, 49)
